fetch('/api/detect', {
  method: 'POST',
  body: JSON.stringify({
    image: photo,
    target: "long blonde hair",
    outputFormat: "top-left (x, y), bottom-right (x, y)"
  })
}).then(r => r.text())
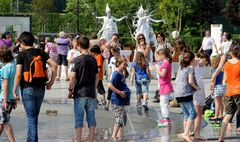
top-left (135, 51), bottom-right (147, 70)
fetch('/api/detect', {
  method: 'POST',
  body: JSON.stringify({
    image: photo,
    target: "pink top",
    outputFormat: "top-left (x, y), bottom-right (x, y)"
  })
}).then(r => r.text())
top-left (159, 60), bottom-right (173, 95)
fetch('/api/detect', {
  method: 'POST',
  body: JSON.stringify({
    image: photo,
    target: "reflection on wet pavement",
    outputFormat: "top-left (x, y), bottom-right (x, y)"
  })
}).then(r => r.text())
top-left (1, 79), bottom-right (240, 141)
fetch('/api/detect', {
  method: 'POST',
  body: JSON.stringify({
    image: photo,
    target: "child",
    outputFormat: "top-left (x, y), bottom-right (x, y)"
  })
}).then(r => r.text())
top-left (90, 45), bottom-right (106, 105)
top-left (131, 52), bottom-right (151, 110)
top-left (108, 55), bottom-right (130, 141)
top-left (67, 36), bottom-right (81, 72)
top-left (210, 55), bottom-right (224, 124)
top-left (0, 47), bottom-right (19, 142)
top-left (105, 46), bottom-right (120, 110)
top-left (218, 46), bottom-right (240, 142)
top-left (151, 48), bottom-right (173, 127)
top-left (175, 51), bottom-right (199, 142)
top-left (192, 52), bottom-right (210, 140)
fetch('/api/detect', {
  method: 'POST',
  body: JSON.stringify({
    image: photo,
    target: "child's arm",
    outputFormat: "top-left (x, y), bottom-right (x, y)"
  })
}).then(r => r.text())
top-left (130, 67), bottom-right (135, 82)
top-left (188, 72), bottom-right (200, 90)
top-left (146, 67), bottom-right (152, 82)
top-left (2, 79), bottom-right (9, 110)
top-left (108, 67), bottom-right (112, 81)
top-left (108, 82), bottom-right (126, 98)
top-left (222, 71), bottom-right (227, 86)
top-left (150, 65), bottom-right (167, 77)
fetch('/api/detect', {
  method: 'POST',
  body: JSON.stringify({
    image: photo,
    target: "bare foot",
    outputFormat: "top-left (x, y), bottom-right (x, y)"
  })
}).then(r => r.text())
top-left (178, 133), bottom-right (184, 138)
top-left (182, 134), bottom-right (193, 142)
top-left (112, 137), bottom-right (117, 141)
top-left (194, 135), bottom-right (207, 141)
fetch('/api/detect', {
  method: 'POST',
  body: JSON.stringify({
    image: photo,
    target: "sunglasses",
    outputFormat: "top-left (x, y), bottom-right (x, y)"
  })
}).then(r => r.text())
top-left (138, 37), bottom-right (144, 41)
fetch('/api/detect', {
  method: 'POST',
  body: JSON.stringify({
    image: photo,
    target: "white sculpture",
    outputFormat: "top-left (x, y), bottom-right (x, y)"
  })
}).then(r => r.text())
top-left (134, 5), bottom-right (162, 45)
top-left (96, 4), bottom-right (127, 41)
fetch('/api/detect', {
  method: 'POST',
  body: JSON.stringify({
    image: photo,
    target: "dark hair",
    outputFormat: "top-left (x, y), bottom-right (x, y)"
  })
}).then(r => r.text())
top-left (77, 36), bottom-right (89, 49)
top-left (18, 31), bottom-right (35, 46)
top-left (158, 48), bottom-right (172, 63)
top-left (196, 52), bottom-right (210, 66)
top-left (110, 46), bottom-right (120, 54)
top-left (156, 32), bottom-right (165, 41)
top-left (174, 38), bottom-right (188, 53)
top-left (135, 52), bottom-right (147, 69)
top-left (90, 45), bottom-right (101, 54)
top-left (0, 46), bottom-right (14, 63)
top-left (180, 50), bottom-right (195, 68)
top-left (230, 45), bottom-right (240, 58)
top-left (112, 33), bottom-right (119, 39)
top-left (225, 33), bottom-right (232, 41)
top-left (91, 32), bottom-right (98, 39)
top-left (137, 33), bottom-right (146, 44)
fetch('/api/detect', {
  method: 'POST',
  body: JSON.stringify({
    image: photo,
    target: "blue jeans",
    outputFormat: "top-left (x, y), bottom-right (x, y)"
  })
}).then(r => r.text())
top-left (179, 101), bottom-right (196, 120)
top-left (74, 97), bottom-right (97, 128)
top-left (21, 87), bottom-right (45, 142)
top-left (135, 78), bottom-right (149, 95)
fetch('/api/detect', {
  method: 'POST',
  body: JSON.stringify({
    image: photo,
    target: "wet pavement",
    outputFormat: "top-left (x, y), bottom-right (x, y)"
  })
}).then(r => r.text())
top-left (1, 78), bottom-right (240, 142)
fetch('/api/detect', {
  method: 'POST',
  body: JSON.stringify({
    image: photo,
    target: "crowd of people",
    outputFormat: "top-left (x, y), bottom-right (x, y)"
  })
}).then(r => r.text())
top-left (0, 29), bottom-right (239, 142)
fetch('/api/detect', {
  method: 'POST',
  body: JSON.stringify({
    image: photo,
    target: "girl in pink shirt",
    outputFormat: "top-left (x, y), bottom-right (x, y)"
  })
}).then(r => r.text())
top-left (151, 48), bottom-right (173, 127)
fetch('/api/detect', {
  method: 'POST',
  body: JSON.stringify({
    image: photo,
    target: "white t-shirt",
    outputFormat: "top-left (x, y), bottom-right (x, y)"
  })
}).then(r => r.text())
top-left (108, 56), bottom-right (116, 80)
top-left (156, 42), bottom-right (171, 52)
top-left (222, 40), bottom-right (232, 54)
top-left (67, 49), bottom-right (81, 70)
top-left (202, 37), bottom-right (215, 50)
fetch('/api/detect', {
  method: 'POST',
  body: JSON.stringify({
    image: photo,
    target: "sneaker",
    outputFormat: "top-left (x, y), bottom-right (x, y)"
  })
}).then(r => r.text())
top-left (142, 104), bottom-right (149, 110)
top-left (211, 120), bottom-right (222, 127)
top-left (158, 119), bottom-right (171, 127)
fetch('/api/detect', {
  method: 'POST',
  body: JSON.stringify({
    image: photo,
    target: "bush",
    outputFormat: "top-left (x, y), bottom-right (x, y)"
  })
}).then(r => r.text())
top-left (181, 36), bottom-right (202, 53)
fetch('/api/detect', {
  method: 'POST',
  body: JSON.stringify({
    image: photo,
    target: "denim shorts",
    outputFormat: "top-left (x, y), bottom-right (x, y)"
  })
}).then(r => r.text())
top-left (179, 101), bottom-right (196, 120)
top-left (214, 85), bottom-right (225, 97)
top-left (74, 97), bottom-right (97, 128)
top-left (135, 78), bottom-right (149, 95)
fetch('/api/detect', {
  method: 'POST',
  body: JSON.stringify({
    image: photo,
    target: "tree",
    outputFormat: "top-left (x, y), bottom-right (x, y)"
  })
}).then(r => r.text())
top-left (33, 0), bottom-right (54, 33)
top-left (0, 0), bottom-right (11, 14)
top-left (224, 0), bottom-right (240, 26)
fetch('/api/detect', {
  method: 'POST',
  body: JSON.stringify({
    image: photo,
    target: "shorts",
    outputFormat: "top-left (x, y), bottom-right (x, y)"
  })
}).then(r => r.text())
top-left (112, 105), bottom-right (127, 127)
top-left (193, 88), bottom-right (205, 106)
top-left (0, 100), bottom-right (15, 124)
top-left (179, 101), bottom-right (196, 120)
top-left (57, 54), bottom-right (68, 66)
top-left (74, 97), bottom-right (97, 128)
top-left (97, 80), bottom-right (105, 95)
top-left (107, 89), bottom-right (113, 101)
top-left (135, 78), bottom-right (149, 95)
top-left (225, 95), bottom-right (240, 115)
top-left (214, 85), bottom-right (225, 97)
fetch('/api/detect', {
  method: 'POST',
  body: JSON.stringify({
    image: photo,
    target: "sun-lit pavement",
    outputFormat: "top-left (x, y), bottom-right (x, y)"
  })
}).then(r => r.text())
top-left (1, 78), bottom-right (240, 142)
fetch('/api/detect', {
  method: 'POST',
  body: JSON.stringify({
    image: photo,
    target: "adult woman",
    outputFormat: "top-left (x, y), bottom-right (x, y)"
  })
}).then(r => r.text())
top-left (135, 34), bottom-right (152, 63)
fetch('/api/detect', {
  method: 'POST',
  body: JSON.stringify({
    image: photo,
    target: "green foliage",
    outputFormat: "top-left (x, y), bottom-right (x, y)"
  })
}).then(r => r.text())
top-left (181, 36), bottom-right (202, 53)
top-left (0, 0), bottom-right (11, 14)
top-left (224, 0), bottom-right (240, 26)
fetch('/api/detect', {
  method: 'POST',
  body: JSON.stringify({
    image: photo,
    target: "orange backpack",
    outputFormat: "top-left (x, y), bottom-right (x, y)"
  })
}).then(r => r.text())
top-left (23, 55), bottom-right (48, 83)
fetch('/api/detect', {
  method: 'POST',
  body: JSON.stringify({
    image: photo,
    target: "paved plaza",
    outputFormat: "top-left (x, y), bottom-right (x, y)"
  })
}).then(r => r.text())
top-left (1, 78), bottom-right (240, 142)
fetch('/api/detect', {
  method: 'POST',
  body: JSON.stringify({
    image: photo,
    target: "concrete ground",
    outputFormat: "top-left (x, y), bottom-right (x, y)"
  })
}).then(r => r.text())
top-left (1, 78), bottom-right (240, 142)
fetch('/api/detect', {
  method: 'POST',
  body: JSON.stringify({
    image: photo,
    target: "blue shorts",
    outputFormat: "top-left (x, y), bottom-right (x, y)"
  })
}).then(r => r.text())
top-left (179, 101), bottom-right (196, 120)
top-left (74, 97), bottom-right (97, 128)
top-left (135, 78), bottom-right (149, 95)
top-left (214, 85), bottom-right (225, 97)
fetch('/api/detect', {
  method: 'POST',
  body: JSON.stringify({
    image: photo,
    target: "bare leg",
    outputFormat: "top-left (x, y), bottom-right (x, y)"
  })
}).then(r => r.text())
top-left (182, 119), bottom-right (194, 142)
top-left (117, 127), bottom-right (123, 140)
top-left (86, 126), bottom-right (95, 142)
top-left (75, 127), bottom-right (82, 142)
top-left (112, 125), bottom-right (119, 141)
top-left (64, 65), bottom-right (69, 80)
top-left (56, 65), bottom-right (61, 80)
top-left (218, 114), bottom-right (232, 141)
top-left (0, 124), bottom-right (3, 135)
top-left (194, 106), bottom-right (206, 140)
top-left (4, 123), bottom-right (15, 142)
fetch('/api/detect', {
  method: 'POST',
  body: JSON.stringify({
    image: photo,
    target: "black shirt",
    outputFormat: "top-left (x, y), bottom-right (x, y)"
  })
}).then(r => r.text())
top-left (72, 54), bottom-right (98, 98)
top-left (16, 48), bottom-right (50, 89)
